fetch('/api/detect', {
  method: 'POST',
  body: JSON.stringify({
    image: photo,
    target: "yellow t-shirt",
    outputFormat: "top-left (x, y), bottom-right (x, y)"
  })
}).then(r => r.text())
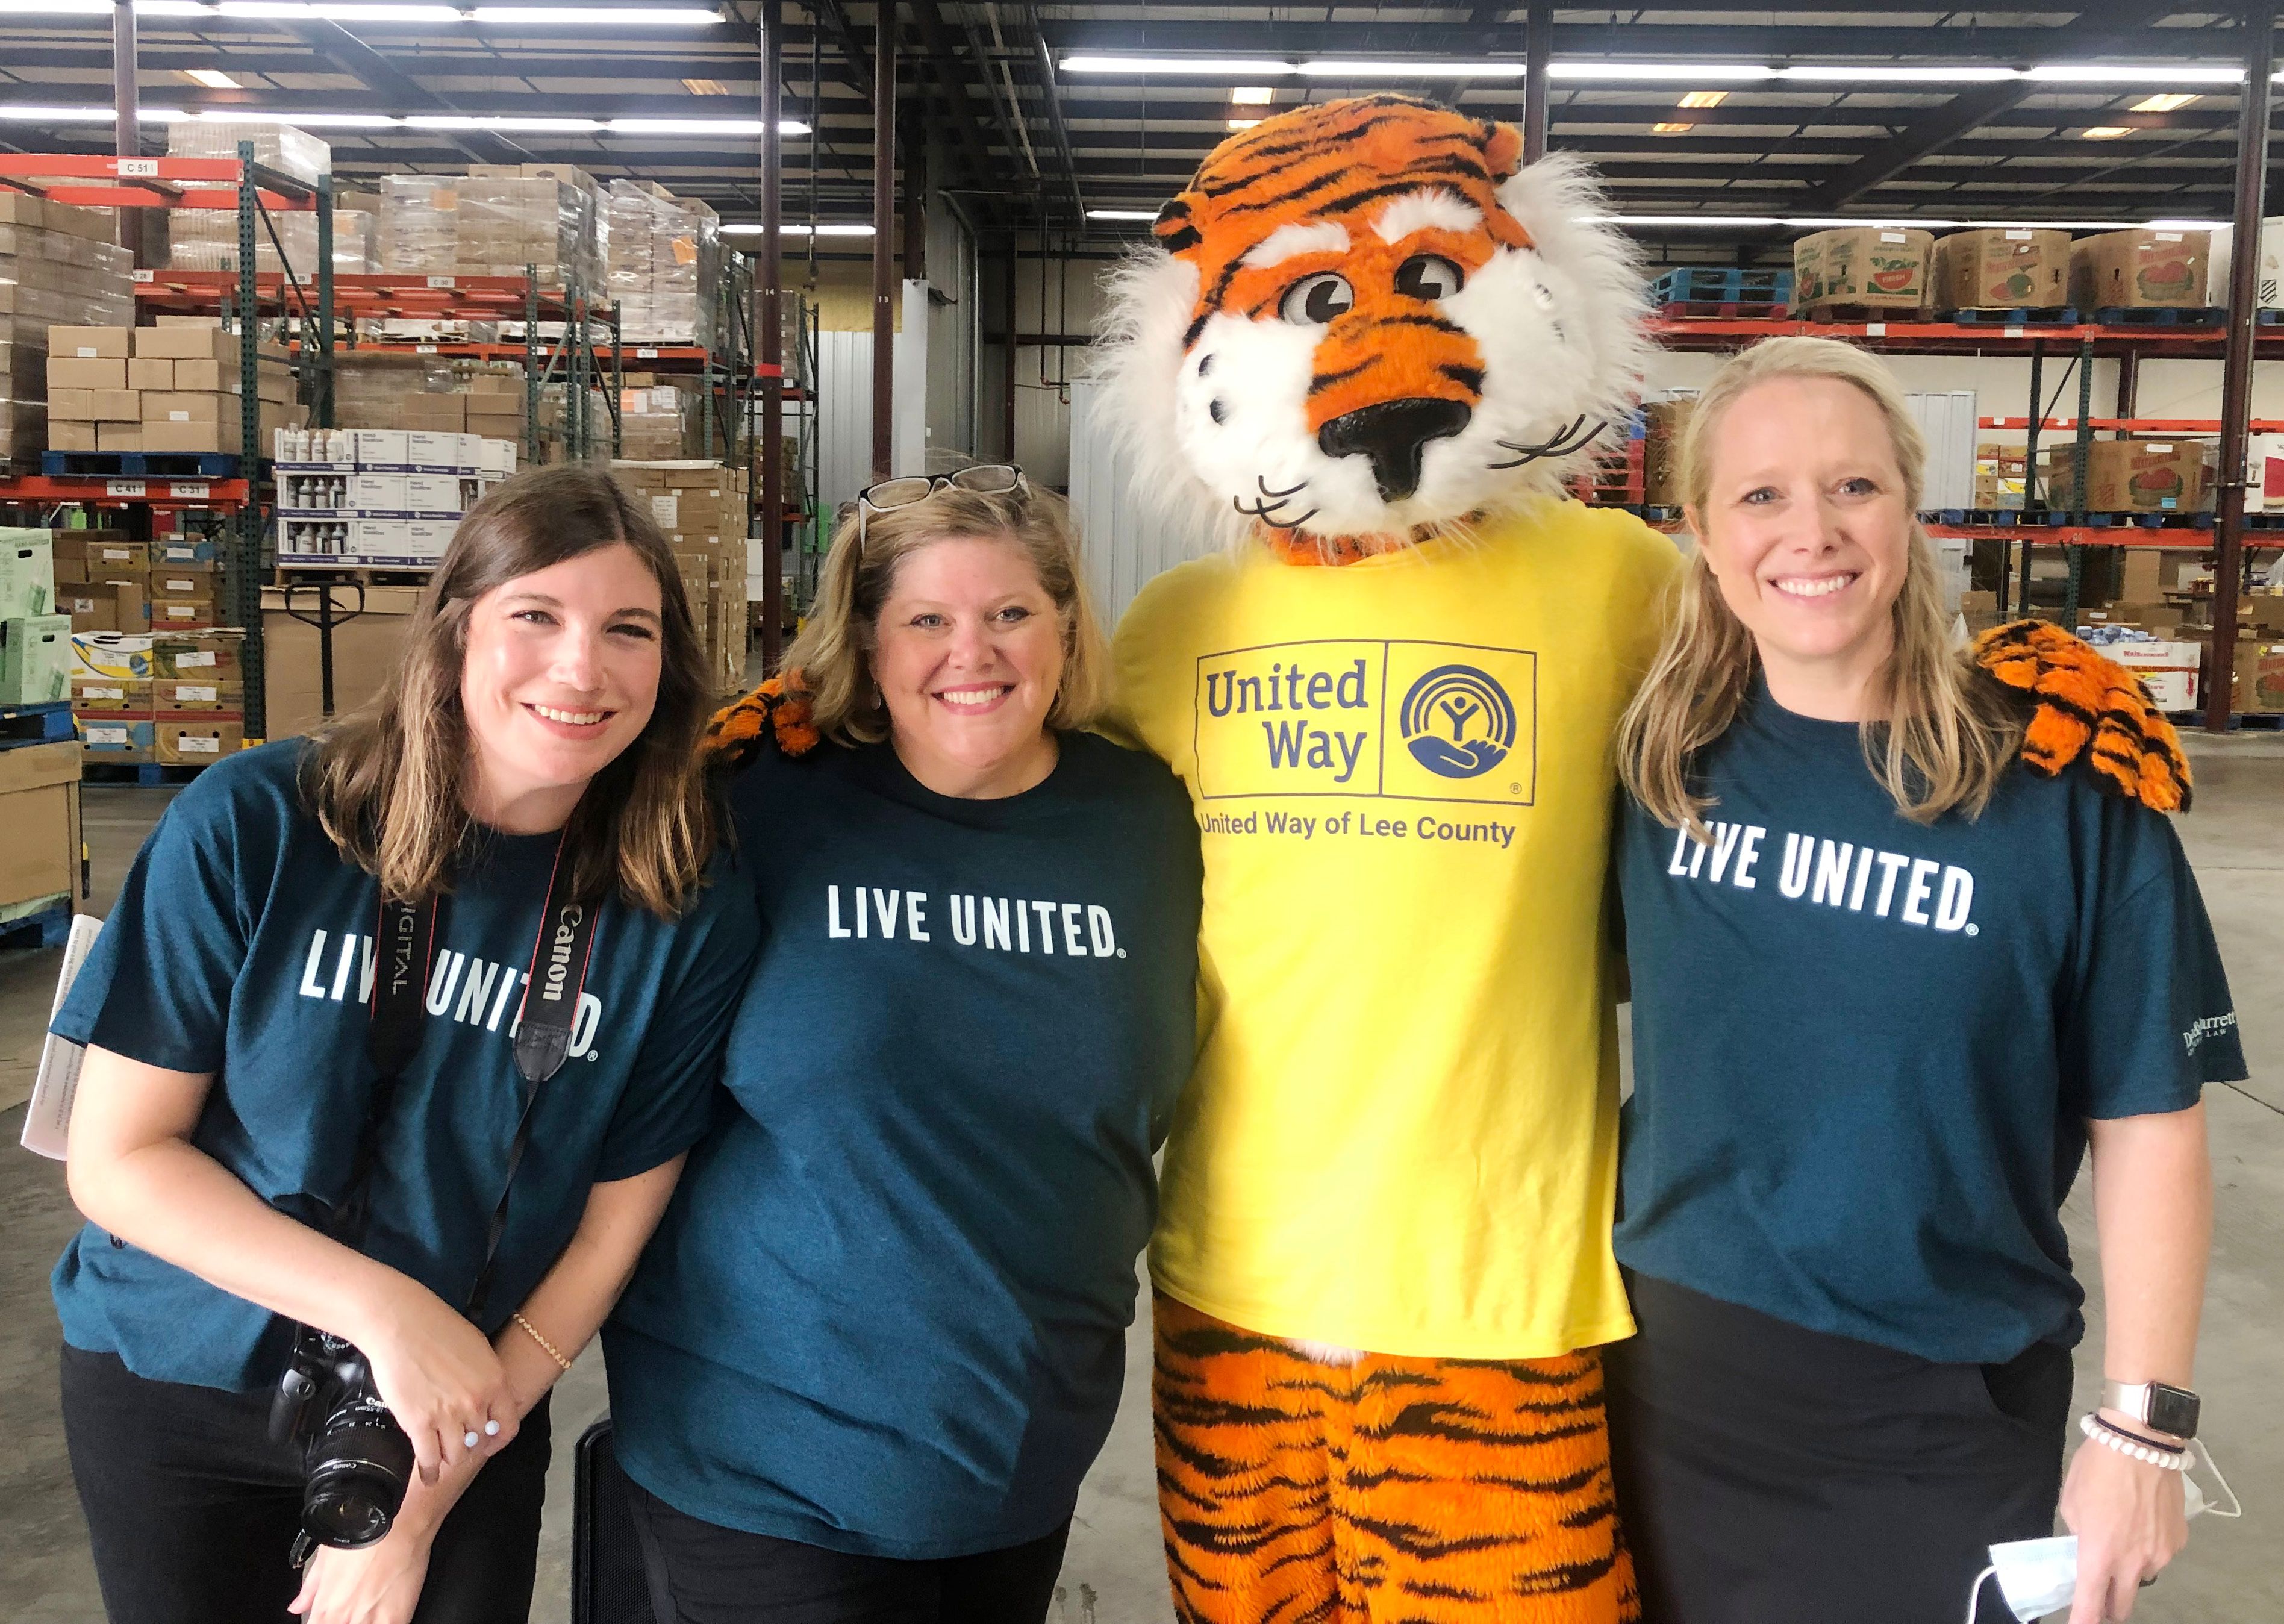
top-left (1112, 502), bottom-right (1682, 1359)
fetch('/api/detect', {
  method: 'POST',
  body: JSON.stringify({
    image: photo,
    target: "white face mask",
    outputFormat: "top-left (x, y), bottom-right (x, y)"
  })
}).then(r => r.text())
top-left (1964, 1445), bottom-right (2242, 1623)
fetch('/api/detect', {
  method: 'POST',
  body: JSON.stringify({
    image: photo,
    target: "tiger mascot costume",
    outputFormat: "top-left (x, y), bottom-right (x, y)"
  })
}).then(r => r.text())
top-left (1082, 93), bottom-right (2193, 1624)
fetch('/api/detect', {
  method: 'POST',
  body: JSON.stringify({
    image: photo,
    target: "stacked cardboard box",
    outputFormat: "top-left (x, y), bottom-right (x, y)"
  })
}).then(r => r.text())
top-left (611, 460), bottom-right (750, 690)
top-left (1793, 226), bottom-right (1934, 313)
top-left (619, 383), bottom-right (689, 460)
top-left (165, 120), bottom-right (329, 186)
top-left (168, 207), bottom-right (378, 276)
top-left (0, 527), bottom-right (67, 704)
top-left (2069, 229), bottom-right (2209, 311)
top-left (263, 582), bottom-right (419, 738)
top-left (331, 351), bottom-right (528, 442)
top-left (0, 735), bottom-right (80, 915)
top-left (72, 630), bottom-right (245, 764)
top-left (0, 197), bottom-right (136, 469)
top-left (275, 427), bottom-right (516, 566)
top-left (1641, 398), bottom-right (1694, 507)
top-left (1932, 230), bottom-right (2070, 313)
top-left (382, 165), bottom-right (604, 291)
top-left (53, 531), bottom-right (149, 633)
top-left (2039, 439), bottom-right (2212, 513)
top-left (47, 320), bottom-right (302, 455)
top-left (604, 179), bottom-right (720, 345)
top-left (1974, 442), bottom-right (2028, 510)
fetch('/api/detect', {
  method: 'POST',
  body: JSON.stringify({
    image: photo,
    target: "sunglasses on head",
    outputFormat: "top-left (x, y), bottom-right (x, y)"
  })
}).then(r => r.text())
top-left (856, 465), bottom-right (1028, 547)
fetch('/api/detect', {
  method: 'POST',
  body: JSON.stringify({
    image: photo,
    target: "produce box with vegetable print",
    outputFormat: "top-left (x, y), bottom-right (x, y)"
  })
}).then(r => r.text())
top-left (2041, 439), bottom-right (2210, 513)
top-left (1791, 226), bottom-right (1932, 311)
top-left (1933, 228), bottom-right (2070, 311)
top-left (2068, 228), bottom-right (2209, 310)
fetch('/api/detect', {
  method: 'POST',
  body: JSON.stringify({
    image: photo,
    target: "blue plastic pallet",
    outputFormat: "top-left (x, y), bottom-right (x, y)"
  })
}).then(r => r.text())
top-left (40, 450), bottom-right (244, 480)
top-left (82, 760), bottom-right (205, 785)
top-left (0, 898), bottom-right (71, 952)
top-left (0, 699), bottom-right (74, 749)
top-left (2091, 307), bottom-right (2224, 328)
top-left (1650, 266), bottom-right (1794, 304)
top-left (1947, 307), bottom-right (2079, 326)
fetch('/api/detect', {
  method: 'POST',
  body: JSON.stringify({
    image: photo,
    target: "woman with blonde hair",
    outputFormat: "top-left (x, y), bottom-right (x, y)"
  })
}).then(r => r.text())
top-left (53, 465), bottom-right (758, 1624)
top-left (604, 467), bottom-right (1202, 1622)
top-left (1605, 337), bottom-right (2241, 1624)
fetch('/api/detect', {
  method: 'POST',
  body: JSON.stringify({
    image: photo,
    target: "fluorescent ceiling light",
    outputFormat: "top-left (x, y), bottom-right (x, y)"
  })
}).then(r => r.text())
top-left (199, 107), bottom-right (395, 126)
top-left (682, 78), bottom-right (729, 96)
top-left (1227, 118), bottom-right (1261, 131)
top-left (2132, 93), bottom-right (2199, 113)
top-left (1087, 209), bottom-right (1160, 221)
top-left (214, 3), bottom-right (465, 18)
top-left (2080, 125), bottom-right (2132, 139)
top-left (1676, 90), bottom-right (1728, 109)
top-left (1061, 56), bottom-right (1297, 76)
top-left (1651, 122), bottom-right (1693, 134)
top-left (1300, 61), bottom-right (1525, 78)
top-left (1551, 63), bottom-right (1773, 81)
top-left (1782, 65), bottom-right (2019, 81)
top-left (407, 114), bottom-right (602, 130)
top-left (0, 103), bottom-right (132, 121)
top-left (1603, 213), bottom-right (2229, 230)
top-left (1231, 86), bottom-right (1276, 105)
top-left (183, 69), bottom-right (243, 89)
top-left (720, 222), bottom-right (874, 237)
top-left (2027, 64), bottom-right (2242, 84)
top-left (608, 116), bottom-right (786, 134)
top-left (469, 6), bottom-right (723, 21)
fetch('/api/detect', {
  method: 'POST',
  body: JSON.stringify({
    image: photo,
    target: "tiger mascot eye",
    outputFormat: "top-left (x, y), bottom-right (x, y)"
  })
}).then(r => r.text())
top-left (1100, 94), bottom-right (1665, 1624)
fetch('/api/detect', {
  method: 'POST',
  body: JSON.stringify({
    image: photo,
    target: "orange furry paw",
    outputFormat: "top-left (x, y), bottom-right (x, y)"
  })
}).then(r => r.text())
top-left (702, 672), bottom-right (821, 767)
top-left (1972, 620), bottom-right (2191, 812)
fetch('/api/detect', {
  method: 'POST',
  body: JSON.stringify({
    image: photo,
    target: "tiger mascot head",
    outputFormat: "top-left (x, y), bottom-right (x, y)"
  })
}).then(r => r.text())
top-left (1095, 93), bottom-right (1652, 560)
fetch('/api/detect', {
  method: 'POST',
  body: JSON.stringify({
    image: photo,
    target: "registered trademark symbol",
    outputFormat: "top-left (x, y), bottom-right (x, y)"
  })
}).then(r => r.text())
top-left (587, 1052), bottom-right (601, 1062)
top-left (1509, 782), bottom-right (1521, 794)
top-left (1116, 948), bottom-right (1127, 958)
top-left (1965, 925), bottom-right (1979, 936)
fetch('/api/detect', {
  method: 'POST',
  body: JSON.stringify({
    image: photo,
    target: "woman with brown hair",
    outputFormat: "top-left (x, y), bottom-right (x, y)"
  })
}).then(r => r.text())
top-left (602, 468), bottom-right (1202, 1623)
top-left (1605, 337), bottom-right (2241, 1624)
top-left (51, 465), bottom-right (758, 1624)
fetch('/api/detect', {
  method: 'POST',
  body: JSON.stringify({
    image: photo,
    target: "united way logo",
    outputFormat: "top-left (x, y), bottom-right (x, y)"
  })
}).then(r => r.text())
top-left (1399, 664), bottom-right (1515, 778)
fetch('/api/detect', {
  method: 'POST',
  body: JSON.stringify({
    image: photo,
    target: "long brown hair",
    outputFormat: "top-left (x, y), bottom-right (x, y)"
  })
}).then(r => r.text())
top-left (303, 464), bottom-right (718, 917)
top-left (783, 481), bottom-right (1109, 746)
top-left (1618, 337), bottom-right (2021, 837)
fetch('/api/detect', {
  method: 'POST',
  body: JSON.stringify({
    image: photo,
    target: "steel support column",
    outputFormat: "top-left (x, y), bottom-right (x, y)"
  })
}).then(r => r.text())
top-left (871, 6), bottom-right (896, 481)
top-left (113, 0), bottom-right (142, 264)
top-left (1523, 3), bottom-right (1552, 164)
top-left (760, 0), bottom-right (787, 670)
top-left (2208, 6), bottom-right (2274, 732)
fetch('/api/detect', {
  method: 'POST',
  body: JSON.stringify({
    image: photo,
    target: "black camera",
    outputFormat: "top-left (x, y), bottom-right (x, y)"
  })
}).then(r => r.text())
top-left (268, 1324), bottom-right (416, 1551)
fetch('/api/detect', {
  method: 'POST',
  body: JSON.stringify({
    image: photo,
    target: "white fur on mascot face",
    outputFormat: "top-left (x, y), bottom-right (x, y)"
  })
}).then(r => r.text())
top-left (1096, 95), bottom-right (1653, 548)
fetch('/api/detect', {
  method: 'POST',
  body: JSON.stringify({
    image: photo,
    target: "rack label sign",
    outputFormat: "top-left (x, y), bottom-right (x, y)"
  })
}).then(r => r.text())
top-left (116, 158), bottom-right (160, 177)
top-left (132, 269), bottom-right (154, 284)
top-left (416, 345), bottom-right (440, 354)
top-left (105, 480), bottom-right (146, 498)
top-left (172, 481), bottom-right (211, 499)
top-left (426, 276), bottom-right (456, 288)
top-left (636, 348), bottom-right (659, 358)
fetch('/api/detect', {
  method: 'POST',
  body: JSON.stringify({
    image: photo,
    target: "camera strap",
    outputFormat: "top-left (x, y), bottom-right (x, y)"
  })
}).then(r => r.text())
top-left (343, 829), bottom-right (601, 1320)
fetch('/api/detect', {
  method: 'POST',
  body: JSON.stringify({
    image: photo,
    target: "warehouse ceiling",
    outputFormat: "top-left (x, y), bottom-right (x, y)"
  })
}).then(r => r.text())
top-left (0, 3), bottom-right (2277, 261)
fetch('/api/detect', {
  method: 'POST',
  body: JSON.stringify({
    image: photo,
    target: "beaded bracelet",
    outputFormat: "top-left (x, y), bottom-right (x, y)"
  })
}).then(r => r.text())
top-left (513, 1311), bottom-right (575, 1373)
top-left (2080, 1412), bottom-right (2188, 1470)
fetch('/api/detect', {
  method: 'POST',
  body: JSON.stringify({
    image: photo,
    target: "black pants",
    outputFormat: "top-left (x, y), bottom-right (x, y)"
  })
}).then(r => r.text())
top-left (625, 1477), bottom-right (1071, 1624)
top-left (1605, 1274), bottom-right (2074, 1624)
top-left (60, 1342), bottom-right (552, 1624)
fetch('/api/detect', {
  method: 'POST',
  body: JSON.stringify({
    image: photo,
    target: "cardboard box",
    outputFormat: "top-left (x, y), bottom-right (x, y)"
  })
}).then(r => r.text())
top-left (351, 428), bottom-right (410, 467)
top-left (403, 473), bottom-right (465, 514)
top-left (0, 739), bottom-right (81, 911)
top-left (2043, 440), bottom-right (2209, 512)
top-left (49, 420), bottom-right (96, 452)
top-left (1642, 399), bottom-right (1694, 507)
top-left (157, 719), bottom-right (243, 765)
top-left (149, 571), bottom-right (210, 602)
top-left (2229, 639), bottom-right (2284, 711)
top-left (153, 632), bottom-right (242, 681)
top-left (127, 357), bottom-right (174, 392)
top-left (348, 472), bottom-right (410, 511)
top-left (0, 530), bottom-right (55, 618)
top-left (46, 355), bottom-right (126, 392)
top-left (96, 422), bottom-right (143, 453)
top-left (76, 716), bottom-right (154, 759)
top-left (70, 673), bottom-right (151, 713)
top-left (2070, 230), bottom-right (2209, 310)
top-left (73, 539), bottom-right (148, 581)
top-left (89, 389), bottom-right (140, 423)
top-left (142, 391), bottom-right (228, 425)
top-left (47, 326), bottom-right (130, 360)
top-left (2111, 638), bottom-right (2201, 711)
top-left (1793, 226), bottom-right (1934, 310)
top-left (1932, 229), bottom-right (2071, 311)
top-left (401, 395), bottom-right (468, 434)
top-left (153, 677), bottom-right (240, 711)
top-left (1, 613), bottom-right (73, 703)
top-left (263, 583), bottom-right (417, 735)
top-left (131, 325), bottom-right (269, 363)
top-left (149, 598), bottom-right (215, 629)
top-left (142, 420), bottom-right (236, 454)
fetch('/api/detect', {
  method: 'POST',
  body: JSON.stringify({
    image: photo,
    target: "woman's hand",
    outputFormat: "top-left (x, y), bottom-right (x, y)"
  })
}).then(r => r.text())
top-left (2061, 1433), bottom-right (2188, 1623)
top-left (351, 1276), bottom-right (518, 1483)
top-left (288, 1526), bottom-right (434, 1624)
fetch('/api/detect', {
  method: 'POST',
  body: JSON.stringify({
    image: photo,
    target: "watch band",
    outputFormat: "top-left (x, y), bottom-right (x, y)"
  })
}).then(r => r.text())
top-left (2101, 1378), bottom-right (2201, 1441)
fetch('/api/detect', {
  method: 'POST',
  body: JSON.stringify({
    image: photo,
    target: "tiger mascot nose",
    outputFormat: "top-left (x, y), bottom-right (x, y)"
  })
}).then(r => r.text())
top-left (1318, 398), bottom-right (1473, 501)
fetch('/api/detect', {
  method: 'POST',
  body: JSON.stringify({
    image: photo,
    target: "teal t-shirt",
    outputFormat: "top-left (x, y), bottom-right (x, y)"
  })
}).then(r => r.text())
top-left (50, 741), bottom-right (759, 1391)
top-left (604, 729), bottom-right (1203, 1560)
top-left (1614, 681), bottom-right (2244, 1364)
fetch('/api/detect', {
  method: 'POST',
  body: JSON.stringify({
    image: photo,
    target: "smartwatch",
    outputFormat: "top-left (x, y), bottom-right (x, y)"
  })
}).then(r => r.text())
top-left (2102, 1379), bottom-right (2201, 1441)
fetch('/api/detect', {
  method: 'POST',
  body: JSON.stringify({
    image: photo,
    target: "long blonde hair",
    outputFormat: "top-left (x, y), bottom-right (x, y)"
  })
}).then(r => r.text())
top-left (1618, 336), bottom-right (2021, 835)
top-left (302, 465), bottom-right (719, 917)
top-left (782, 481), bottom-right (1110, 745)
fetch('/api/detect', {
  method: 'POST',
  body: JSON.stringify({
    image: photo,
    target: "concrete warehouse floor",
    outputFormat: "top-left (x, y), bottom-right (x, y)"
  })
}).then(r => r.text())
top-left (1, 737), bottom-right (2279, 1624)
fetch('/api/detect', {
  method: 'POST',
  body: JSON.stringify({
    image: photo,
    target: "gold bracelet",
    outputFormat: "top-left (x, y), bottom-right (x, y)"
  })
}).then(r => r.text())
top-left (513, 1311), bottom-right (574, 1372)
